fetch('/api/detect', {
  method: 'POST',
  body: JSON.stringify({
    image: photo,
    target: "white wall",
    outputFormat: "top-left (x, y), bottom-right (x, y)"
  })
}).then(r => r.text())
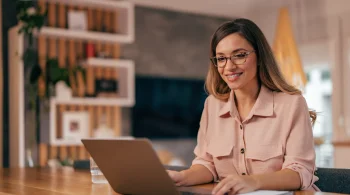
top-left (236, 0), bottom-right (329, 45)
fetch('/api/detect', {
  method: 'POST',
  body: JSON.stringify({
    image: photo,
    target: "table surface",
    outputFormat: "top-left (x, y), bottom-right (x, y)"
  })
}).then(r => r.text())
top-left (0, 168), bottom-right (344, 195)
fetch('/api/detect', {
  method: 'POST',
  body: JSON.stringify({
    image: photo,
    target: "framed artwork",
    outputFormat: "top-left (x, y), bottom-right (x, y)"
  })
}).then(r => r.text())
top-left (68, 10), bottom-right (87, 31)
top-left (62, 111), bottom-right (89, 141)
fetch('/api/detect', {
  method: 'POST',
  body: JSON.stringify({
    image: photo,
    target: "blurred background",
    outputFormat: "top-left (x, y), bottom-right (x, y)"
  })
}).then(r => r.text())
top-left (0, 0), bottom-right (350, 169)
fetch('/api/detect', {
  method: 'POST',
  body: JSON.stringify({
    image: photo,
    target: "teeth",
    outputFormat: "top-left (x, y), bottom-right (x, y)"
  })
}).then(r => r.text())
top-left (227, 73), bottom-right (241, 78)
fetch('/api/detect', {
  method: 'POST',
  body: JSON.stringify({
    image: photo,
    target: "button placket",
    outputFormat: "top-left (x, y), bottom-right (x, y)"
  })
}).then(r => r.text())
top-left (238, 123), bottom-right (248, 175)
top-left (239, 123), bottom-right (249, 175)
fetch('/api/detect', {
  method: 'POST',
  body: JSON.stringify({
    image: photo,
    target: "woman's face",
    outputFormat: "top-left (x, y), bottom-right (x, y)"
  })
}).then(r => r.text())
top-left (215, 33), bottom-right (258, 91)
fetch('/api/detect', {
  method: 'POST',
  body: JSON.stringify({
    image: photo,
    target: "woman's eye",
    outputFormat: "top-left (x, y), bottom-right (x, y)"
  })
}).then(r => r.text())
top-left (217, 57), bottom-right (226, 62)
top-left (235, 53), bottom-right (248, 58)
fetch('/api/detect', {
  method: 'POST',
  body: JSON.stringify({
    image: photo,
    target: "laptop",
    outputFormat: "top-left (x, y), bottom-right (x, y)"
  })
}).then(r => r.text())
top-left (81, 138), bottom-right (212, 195)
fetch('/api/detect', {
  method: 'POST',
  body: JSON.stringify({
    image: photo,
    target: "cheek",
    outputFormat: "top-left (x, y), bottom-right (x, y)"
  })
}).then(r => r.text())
top-left (244, 60), bottom-right (258, 76)
top-left (218, 67), bottom-right (224, 76)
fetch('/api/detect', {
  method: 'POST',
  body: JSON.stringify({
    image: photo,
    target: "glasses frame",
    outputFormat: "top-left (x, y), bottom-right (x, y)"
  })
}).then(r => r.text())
top-left (210, 50), bottom-right (255, 68)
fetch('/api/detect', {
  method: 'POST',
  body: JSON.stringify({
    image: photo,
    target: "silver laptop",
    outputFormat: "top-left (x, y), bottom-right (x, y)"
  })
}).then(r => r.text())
top-left (82, 138), bottom-right (212, 195)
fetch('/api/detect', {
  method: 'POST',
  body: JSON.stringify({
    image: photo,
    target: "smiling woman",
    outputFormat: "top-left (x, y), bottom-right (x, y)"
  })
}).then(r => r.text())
top-left (167, 18), bottom-right (319, 195)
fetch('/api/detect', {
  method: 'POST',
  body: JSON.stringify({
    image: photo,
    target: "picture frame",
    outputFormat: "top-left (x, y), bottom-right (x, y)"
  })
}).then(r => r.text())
top-left (68, 10), bottom-right (87, 31)
top-left (62, 111), bottom-right (90, 141)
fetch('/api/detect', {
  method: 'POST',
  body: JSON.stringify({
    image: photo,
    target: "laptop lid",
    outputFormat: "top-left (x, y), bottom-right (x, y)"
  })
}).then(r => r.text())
top-left (82, 138), bottom-right (179, 195)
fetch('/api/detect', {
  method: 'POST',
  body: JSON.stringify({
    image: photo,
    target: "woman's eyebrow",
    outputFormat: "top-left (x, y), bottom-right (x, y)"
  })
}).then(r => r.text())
top-left (216, 48), bottom-right (248, 55)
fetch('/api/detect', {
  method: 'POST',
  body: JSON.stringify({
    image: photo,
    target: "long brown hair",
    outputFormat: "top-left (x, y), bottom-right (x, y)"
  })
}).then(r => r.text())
top-left (205, 18), bottom-right (316, 125)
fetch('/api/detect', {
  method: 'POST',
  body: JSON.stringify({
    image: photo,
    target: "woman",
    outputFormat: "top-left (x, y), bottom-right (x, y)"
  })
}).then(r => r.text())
top-left (167, 18), bottom-right (319, 195)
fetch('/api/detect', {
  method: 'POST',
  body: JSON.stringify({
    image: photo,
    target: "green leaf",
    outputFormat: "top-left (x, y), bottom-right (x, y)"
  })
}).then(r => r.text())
top-left (50, 67), bottom-right (63, 84)
top-left (46, 58), bottom-right (59, 69)
top-left (29, 65), bottom-right (42, 84)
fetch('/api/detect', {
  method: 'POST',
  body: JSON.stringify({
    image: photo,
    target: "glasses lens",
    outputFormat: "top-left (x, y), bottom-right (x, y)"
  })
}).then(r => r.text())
top-left (216, 57), bottom-right (226, 67)
top-left (233, 57), bottom-right (246, 65)
top-left (233, 53), bottom-right (248, 65)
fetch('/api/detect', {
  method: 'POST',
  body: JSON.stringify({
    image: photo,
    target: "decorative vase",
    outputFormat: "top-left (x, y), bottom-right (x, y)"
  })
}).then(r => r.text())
top-left (55, 81), bottom-right (72, 100)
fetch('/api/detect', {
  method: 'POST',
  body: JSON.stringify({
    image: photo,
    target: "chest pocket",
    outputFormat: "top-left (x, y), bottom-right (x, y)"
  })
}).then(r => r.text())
top-left (207, 143), bottom-right (236, 178)
top-left (245, 145), bottom-right (284, 174)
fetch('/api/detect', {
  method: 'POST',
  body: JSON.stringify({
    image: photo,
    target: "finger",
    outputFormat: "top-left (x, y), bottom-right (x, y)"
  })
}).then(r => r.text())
top-left (212, 178), bottom-right (231, 194)
top-left (167, 170), bottom-right (174, 178)
top-left (215, 184), bottom-right (232, 195)
top-left (175, 181), bottom-right (185, 187)
top-left (167, 170), bottom-right (180, 182)
top-left (213, 179), bottom-right (237, 195)
top-left (229, 183), bottom-right (243, 195)
top-left (212, 177), bottom-right (233, 192)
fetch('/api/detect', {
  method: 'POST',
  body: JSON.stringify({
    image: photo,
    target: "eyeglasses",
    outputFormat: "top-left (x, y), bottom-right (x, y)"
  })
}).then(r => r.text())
top-left (210, 50), bottom-right (255, 68)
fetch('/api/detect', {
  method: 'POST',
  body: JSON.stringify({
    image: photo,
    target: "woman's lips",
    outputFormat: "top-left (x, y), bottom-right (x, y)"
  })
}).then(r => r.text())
top-left (226, 72), bottom-right (243, 82)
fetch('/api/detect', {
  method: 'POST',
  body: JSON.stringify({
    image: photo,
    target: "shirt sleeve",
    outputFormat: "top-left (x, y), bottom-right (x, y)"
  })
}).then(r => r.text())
top-left (191, 97), bottom-right (218, 181)
top-left (282, 95), bottom-right (319, 190)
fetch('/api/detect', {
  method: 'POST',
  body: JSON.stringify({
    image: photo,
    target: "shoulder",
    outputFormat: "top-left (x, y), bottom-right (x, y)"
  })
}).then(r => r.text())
top-left (204, 94), bottom-right (227, 108)
top-left (205, 94), bottom-right (218, 104)
top-left (274, 91), bottom-right (308, 110)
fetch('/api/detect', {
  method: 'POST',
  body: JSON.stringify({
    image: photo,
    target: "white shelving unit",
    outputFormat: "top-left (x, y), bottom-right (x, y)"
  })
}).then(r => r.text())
top-left (8, 0), bottom-right (135, 166)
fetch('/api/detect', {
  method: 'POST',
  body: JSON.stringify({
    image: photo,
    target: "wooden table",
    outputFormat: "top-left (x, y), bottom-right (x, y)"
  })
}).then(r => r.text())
top-left (0, 168), bottom-right (344, 195)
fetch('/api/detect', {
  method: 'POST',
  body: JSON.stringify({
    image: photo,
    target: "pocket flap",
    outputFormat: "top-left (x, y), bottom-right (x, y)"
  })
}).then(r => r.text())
top-left (245, 145), bottom-right (283, 161)
top-left (207, 142), bottom-right (233, 157)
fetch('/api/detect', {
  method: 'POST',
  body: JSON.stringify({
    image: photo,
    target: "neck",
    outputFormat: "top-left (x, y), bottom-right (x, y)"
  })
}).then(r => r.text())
top-left (234, 80), bottom-right (260, 109)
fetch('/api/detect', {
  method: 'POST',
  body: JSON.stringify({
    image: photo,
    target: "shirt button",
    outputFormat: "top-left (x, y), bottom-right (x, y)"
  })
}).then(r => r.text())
top-left (242, 173), bottom-right (246, 175)
top-left (240, 148), bottom-right (245, 154)
top-left (240, 125), bottom-right (243, 130)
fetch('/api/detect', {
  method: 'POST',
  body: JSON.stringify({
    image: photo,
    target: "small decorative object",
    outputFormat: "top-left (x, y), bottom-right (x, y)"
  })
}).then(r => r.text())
top-left (68, 10), bottom-right (87, 31)
top-left (62, 111), bottom-right (89, 141)
top-left (95, 79), bottom-right (118, 97)
top-left (26, 149), bottom-right (34, 167)
top-left (86, 43), bottom-right (95, 58)
top-left (97, 51), bottom-right (109, 58)
top-left (47, 159), bottom-right (63, 168)
top-left (55, 81), bottom-right (72, 100)
top-left (30, 58), bottom-right (85, 99)
top-left (94, 114), bottom-right (115, 138)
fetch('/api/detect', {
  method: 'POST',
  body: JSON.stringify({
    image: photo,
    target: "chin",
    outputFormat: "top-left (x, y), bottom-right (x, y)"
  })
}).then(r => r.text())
top-left (227, 83), bottom-right (243, 91)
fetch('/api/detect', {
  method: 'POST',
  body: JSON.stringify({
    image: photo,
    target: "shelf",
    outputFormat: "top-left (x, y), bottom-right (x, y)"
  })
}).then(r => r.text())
top-left (46, 0), bottom-right (132, 10)
top-left (51, 97), bottom-right (134, 106)
top-left (85, 58), bottom-right (135, 104)
top-left (84, 58), bottom-right (134, 68)
top-left (50, 58), bottom-right (135, 107)
top-left (39, 27), bottom-right (134, 43)
top-left (49, 139), bottom-right (84, 146)
top-left (38, 0), bottom-right (135, 43)
top-left (49, 97), bottom-right (134, 146)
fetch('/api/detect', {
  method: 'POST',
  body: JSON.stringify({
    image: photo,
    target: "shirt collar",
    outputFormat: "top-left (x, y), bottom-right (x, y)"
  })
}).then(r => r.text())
top-left (218, 85), bottom-right (274, 118)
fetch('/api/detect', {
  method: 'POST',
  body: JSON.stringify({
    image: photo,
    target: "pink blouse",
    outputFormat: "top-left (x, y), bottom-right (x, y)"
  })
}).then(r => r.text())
top-left (192, 85), bottom-right (319, 191)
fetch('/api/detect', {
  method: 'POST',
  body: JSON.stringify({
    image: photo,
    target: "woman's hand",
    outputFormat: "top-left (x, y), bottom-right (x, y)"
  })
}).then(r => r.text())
top-left (212, 175), bottom-right (260, 195)
top-left (167, 170), bottom-right (186, 186)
